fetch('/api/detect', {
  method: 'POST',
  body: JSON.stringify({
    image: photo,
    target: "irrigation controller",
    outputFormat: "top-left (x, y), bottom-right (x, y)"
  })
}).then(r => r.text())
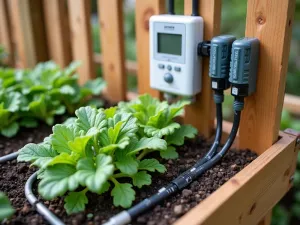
top-left (150, 15), bottom-right (204, 96)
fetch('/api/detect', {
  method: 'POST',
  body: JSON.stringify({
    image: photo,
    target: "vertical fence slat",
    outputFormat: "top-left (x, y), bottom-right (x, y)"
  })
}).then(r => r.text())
top-left (0, 0), bottom-right (14, 66)
top-left (43, 0), bottom-right (72, 68)
top-left (239, 0), bottom-right (296, 154)
top-left (135, 0), bottom-right (165, 99)
top-left (8, 0), bottom-right (48, 68)
top-left (68, 0), bottom-right (95, 84)
top-left (98, 0), bottom-right (126, 102)
top-left (183, 0), bottom-right (221, 138)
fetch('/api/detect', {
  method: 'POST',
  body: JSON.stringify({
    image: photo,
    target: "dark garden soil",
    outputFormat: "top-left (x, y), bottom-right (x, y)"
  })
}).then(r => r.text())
top-left (0, 124), bottom-right (53, 157)
top-left (0, 136), bottom-right (257, 225)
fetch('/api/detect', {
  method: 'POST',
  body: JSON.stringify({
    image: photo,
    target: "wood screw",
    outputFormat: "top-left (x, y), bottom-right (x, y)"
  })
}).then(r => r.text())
top-left (296, 138), bottom-right (300, 149)
top-left (290, 175), bottom-right (294, 184)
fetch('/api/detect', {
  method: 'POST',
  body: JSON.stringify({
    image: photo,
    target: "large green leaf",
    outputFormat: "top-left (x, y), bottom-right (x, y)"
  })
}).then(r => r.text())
top-left (64, 190), bottom-right (88, 215)
top-left (144, 122), bottom-right (180, 138)
top-left (138, 159), bottom-right (166, 173)
top-left (3, 92), bottom-right (21, 112)
top-left (0, 104), bottom-right (10, 128)
top-left (115, 148), bottom-right (138, 175)
top-left (132, 171), bottom-right (151, 188)
top-left (83, 77), bottom-right (106, 95)
top-left (165, 125), bottom-right (198, 146)
top-left (107, 113), bottom-right (138, 140)
top-left (0, 192), bottom-right (15, 222)
top-left (118, 94), bottom-right (168, 125)
top-left (99, 115), bottom-right (138, 153)
top-left (142, 99), bottom-right (189, 138)
top-left (18, 143), bottom-right (58, 168)
top-left (67, 128), bottom-right (98, 156)
top-left (160, 146), bottom-right (178, 159)
top-left (111, 183), bottom-right (135, 208)
top-left (48, 152), bottom-right (78, 166)
top-left (126, 137), bottom-right (167, 155)
top-left (75, 106), bottom-right (107, 133)
top-left (38, 164), bottom-right (78, 199)
top-left (51, 124), bottom-right (77, 154)
top-left (75, 154), bottom-right (114, 193)
top-left (1, 122), bottom-right (19, 138)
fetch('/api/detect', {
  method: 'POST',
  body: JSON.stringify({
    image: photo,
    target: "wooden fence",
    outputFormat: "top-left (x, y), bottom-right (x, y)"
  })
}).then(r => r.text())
top-left (0, 0), bottom-right (298, 224)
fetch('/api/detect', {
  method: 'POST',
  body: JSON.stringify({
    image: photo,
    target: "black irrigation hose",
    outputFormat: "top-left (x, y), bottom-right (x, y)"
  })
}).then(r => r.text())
top-left (0, 152), bottom-right (18, 163)
top-left (104, 102), bottom-right (243, 225)
top-left (168, 0), bottom-right (175, 15)
top-left (191, 0), bottom-right (199, 16)
top-left (25, 172), bottom-right (65, 225)
top-left (194, 101), bottom-right (223, 167)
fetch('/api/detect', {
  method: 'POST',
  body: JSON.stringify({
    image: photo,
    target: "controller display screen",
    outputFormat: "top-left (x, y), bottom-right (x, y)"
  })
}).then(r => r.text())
top-left (157, 33), bottom-right (182, 56)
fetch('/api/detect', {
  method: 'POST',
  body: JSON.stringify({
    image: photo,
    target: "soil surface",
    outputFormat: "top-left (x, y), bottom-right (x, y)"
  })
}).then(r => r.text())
top-left (0, 124), bottom-right (53, 157)
top-left (0, 136), bottom-right (257, 225)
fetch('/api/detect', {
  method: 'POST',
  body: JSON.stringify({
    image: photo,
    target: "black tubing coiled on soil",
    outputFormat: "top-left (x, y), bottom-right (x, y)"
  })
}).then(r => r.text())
top-left (0, 152), bottom-right (65, 225)
top-left (25, 172), bottom-right (65, 225)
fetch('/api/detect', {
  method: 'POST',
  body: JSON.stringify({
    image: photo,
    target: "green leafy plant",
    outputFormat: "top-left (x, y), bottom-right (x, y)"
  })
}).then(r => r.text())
top-left (118, 94), bottom-right (197, 159)
top-left (18, 94), bottom-right (197, 214)
top-left (0, 61), bottom-right (106, 137)
top-left (0, 192), bottom-right (15, 222)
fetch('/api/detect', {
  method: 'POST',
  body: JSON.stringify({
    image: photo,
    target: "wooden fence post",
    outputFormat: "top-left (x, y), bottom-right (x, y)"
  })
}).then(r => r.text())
top-left (8, 0), bottom-right (48, 68)
top-left (43, 0), bottom-right (72, 68)
top-left (98, 0), bottom-right (127, 102)
top-left (239, 1), bottom-right (296, 224)
top-left (135, 0), bottom-right (165, 99)
top-left (0, 0), bottom-right (14, 66)
top-left (68, 0), bottom-right (95, 84)
top-left (239, 0), bottom-right (296, 154)
top-left (183, 0), bottom-right (221, 138)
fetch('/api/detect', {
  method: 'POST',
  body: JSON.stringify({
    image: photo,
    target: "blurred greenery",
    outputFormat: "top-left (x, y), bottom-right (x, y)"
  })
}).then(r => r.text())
top-left (91, 1), bottom-right (300, 223)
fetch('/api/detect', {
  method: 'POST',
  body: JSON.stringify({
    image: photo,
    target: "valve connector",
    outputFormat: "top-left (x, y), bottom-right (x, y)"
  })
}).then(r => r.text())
top-left (209, 35), bottom-right (236, 90)
top-left (229, 37), bottom-right (260, 97)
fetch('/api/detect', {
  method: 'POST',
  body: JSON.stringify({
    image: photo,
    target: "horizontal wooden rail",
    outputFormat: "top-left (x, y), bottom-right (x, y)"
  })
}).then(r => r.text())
top-left (94, 53), bottom-right (137, 75)
top-left (283, 94), bottom-right (300, 115)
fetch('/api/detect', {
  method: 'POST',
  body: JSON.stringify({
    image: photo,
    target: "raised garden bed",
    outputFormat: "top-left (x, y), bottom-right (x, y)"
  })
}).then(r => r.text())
top-left (0, 136), bottom-right (257, 225)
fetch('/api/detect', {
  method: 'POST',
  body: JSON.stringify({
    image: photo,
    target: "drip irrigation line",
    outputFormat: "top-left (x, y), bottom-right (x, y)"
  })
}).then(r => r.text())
top-left (103, 102), bottom-right (243, 225)
top-left (194, 101), bottom-right (223, 167)
top-left (0, 152), bottom-right (18, 163)
top-left (25, 172), bottom-right (65, 225)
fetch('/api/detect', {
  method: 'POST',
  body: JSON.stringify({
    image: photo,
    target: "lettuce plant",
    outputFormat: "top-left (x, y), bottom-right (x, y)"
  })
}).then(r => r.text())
top-left (18, 95), bottom-right (197, 214)
top-left (0, 61), bottom-right (106, 137)
top-left (0, 192), bottom-right (15, 222)
top-left (118, 94), bottom-right (198, 159)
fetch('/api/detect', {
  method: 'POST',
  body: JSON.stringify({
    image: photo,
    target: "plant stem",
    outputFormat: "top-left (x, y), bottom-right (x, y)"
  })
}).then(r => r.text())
top-left (137, 149), bottom-right (150, 161)
top-left (110, 177), bottom-right (119, 185)
top-left (81, 187), bottom-right (89, 194)
top-left (113, 173), bottom-right (130, 179)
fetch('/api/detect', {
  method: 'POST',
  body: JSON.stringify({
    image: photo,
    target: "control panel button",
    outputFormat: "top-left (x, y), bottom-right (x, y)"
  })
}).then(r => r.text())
top-left (164, 73), bottom-right (173, 84)
top-left (158, 64), bottom-right (165, 69)
top-left (174, 66), bottom-right (181, 72)
top-left (167, 65), bottom-right (172, 71)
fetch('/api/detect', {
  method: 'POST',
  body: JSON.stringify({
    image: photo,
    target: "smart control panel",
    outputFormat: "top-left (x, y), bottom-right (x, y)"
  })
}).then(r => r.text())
top-left (150, 15), bottom-right (204, 96)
